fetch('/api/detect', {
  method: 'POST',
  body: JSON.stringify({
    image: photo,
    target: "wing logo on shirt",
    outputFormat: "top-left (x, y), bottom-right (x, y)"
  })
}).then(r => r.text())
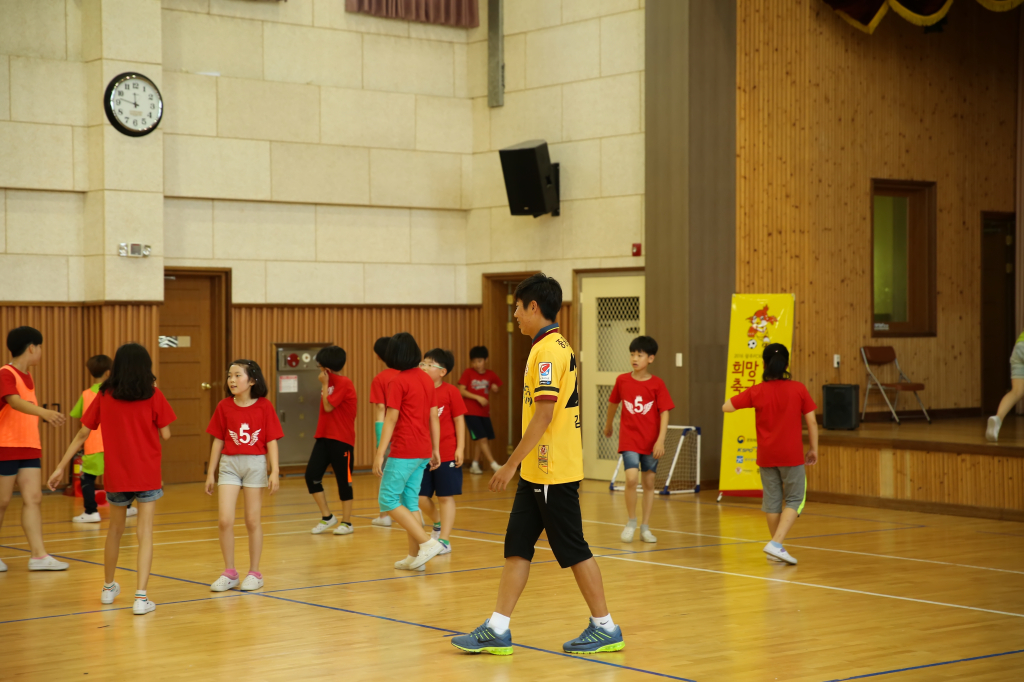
top-left (623, 396), bottom-right (655, 416)
top-left (438, 405), bottom-right (445, 416)
top-left (228, 423), bottom-right (261, 446)
top-left (328, 386), bottom-right (334, 396)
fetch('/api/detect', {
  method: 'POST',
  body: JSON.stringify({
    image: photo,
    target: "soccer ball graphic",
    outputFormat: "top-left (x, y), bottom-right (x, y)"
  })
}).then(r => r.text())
top-left (747, 339), bottom-right (758, 350)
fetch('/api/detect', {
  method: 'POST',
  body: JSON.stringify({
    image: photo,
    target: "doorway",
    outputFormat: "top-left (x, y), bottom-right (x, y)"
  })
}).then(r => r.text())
top-left (981, 213), bottom-right (1016, 414)
top-left (579, 273), bottom-right (645, 480)
top-left (159, 269), bottom-right (230, 483)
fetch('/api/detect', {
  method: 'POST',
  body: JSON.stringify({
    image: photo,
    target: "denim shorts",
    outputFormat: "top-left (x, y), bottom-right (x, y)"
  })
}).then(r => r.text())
top-left (107, 489), bottom-right (163, 506)
top-left (622, 451), bottom-right (658, 473)
top-left (378, 458), bottom-right (428, 513)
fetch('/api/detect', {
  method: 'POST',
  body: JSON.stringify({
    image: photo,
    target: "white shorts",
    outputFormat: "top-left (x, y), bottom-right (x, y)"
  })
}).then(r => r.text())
top-left (218, 455), bottom-right (268, 488)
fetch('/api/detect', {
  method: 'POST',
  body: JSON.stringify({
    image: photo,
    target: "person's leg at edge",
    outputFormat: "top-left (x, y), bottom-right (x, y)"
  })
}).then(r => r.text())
top-left (104, 503), bottom-right (128, 584)
top-left (766, 512), bottom-right (780, 538)
top-left (217, 484), bottom-right (242, 571)
top-left (81, 473), bottom-right (98, 515)
top-left (337, 450), bottom-right (354, 524)
top-left (479, 438), bottom-right (497, 466)
top-left (640, 470), bottom-right (657, 527)
top-left (18, 467), bottom-right (47, 557)
top-left (306, 441), bottom-right (332, 518)
top-left (390, 505), bottom-right (431, 555)
top-left (493, 556), bottom-right (531, 617)
top-left (569, 558), bottom-right (609, 618)
top-left (135, 500), bottom-right (156, 591)
top-left (996, 378), bottom-right (1024, 422)
top-left (623, 467), bottom-right (639, 522)
top-left (0, 474), bottom-right (17, 542)
top-left (771, 508), bottom-right (799, 545)
top-left (419, 495), bottom-right (438, 526)
top-left (439, 496), bottom-right (456, 542)
top-left (242, 486), bottom-right (263, 574)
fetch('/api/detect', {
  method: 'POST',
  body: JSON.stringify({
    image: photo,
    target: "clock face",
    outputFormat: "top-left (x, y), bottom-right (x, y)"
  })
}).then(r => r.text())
top-left (104, 73), bottom-right (163, 137)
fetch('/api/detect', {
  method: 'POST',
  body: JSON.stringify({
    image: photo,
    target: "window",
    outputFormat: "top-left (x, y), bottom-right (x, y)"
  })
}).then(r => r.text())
top-left (871, 179), bottom-right (937, 337)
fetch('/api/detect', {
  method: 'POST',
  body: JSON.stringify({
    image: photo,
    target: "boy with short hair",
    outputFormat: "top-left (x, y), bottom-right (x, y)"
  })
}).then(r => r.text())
top-left (369, 336), bottom-right (398, 527)
top-left (458, 346), bottom-right (502, 474)
top-left (452, 274), bottom-right (624, 656)
top-left (418, 348), bottom-right (467, 555)
top-left (603, 336), bottom-right (674, 543)
top-left (0, 326), bottom-right (69, 572)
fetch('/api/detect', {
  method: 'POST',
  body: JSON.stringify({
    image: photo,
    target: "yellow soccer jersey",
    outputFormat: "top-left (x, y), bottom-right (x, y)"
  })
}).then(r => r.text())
top-left (520, 327), bottom-right (583, 484)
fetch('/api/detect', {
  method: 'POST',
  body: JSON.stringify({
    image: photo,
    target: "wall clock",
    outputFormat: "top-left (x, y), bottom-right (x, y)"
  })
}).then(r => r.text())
top-left (103, 72), bottom-right (163, 137)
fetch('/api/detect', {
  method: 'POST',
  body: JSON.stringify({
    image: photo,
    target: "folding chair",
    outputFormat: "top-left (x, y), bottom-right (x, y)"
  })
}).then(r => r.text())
top-left (860, 346), bottom-right (931, 424)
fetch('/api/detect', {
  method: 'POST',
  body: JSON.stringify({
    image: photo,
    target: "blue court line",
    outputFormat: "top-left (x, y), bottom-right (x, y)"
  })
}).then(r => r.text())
top-left (821, 648), bottom-right (1024, 681)
top-left (0, 593), bottom-right (243, 625)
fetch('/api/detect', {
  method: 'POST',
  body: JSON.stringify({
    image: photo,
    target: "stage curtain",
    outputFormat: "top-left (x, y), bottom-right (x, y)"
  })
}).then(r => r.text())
top-left (822, 0), bottom-right (1024, 33)
top-left (345, 0), bottom-right (479, 28)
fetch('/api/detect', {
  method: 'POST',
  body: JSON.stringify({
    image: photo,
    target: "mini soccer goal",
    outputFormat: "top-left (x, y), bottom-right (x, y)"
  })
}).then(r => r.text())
top-left (609, 426), bottom-right (701, 495)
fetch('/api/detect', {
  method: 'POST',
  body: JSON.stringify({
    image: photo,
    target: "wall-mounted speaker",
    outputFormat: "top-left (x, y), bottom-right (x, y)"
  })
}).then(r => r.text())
top-left (823, 384), bottom-right (860, 430)
top-left (498, 140), bottom-right (560, 218)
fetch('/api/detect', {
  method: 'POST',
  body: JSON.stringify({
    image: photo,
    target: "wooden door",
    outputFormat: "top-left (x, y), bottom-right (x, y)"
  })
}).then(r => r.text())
top-left (981, 213), bottom-right (1016, 413)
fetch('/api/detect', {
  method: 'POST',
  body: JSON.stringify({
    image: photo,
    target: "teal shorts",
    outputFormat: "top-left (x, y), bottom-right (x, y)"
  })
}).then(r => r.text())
top-left (378, 458), bottom-right (429, 513)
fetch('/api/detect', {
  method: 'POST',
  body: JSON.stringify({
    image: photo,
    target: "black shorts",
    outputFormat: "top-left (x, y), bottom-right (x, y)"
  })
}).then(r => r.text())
top-left (419, 460), bottom-right (463, 498)
top-left (0, 458), bottom-right (41, 476)
top-left (504, 477), bottom-right (593, 569)
top-left (305, 438), bottom-right (354, 501)
top-left (465, 415), bottom-right (495, 441)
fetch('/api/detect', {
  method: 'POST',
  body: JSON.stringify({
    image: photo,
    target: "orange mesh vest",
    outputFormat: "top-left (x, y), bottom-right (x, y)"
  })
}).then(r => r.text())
top-left (82, 389), bottom-right (104, 455)
top-left (0, 366), bottom-right (42, 449)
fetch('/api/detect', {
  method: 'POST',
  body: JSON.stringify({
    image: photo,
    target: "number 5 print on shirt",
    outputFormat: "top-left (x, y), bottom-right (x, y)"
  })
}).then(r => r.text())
top-left (229, 423), bottom-right (261, 447)
top-left (623, 395), bottom-right (654, 415)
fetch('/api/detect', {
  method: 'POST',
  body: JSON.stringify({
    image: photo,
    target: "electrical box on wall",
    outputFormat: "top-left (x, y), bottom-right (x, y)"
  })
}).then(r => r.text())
top-left (118, 243), bottom-right (151, 257)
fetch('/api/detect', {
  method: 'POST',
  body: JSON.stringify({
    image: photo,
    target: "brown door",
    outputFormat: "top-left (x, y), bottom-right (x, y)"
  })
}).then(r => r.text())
top-left (981, 213), bottom-right (1016, 414)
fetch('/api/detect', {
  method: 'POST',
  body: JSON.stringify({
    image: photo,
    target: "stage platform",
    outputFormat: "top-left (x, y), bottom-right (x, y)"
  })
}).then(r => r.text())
top-left (805, 418), bottom-right (1024, 521)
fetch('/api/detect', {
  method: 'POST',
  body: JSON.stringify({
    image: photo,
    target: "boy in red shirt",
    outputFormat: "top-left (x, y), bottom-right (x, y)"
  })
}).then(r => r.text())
top-left (369, 336), bottom-right (398, 527)
top-left (418, 348), bottom-right (467, 555)
top-left (724, 343), bottom-right (818, 565)
top-left (305, 346), bottom-right (358, 536)
top-left (603, 336), bottom-right (674, 543)
top-left (457, 346), bottom-right (502, 474)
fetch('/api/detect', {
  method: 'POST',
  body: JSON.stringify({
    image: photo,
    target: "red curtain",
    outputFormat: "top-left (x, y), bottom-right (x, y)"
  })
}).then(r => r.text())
top-left (346, 0), bottom-right (479, 28)
top-left (822, 0), bottom-right (1023, 33)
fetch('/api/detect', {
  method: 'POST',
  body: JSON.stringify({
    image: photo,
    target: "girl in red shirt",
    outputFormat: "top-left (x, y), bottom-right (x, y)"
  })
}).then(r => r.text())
top-left (50, 343), bottom-right (176, 615)
top-left (723, 343), bottom-right (818, 565)
top-left (205, 360), bottom-right (283, 592)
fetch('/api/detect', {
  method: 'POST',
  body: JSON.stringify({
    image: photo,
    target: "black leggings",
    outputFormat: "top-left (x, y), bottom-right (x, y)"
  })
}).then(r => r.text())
top-left (81, 472), bottom-right (98, 515)
top-left (305, 438), bottom-right (354, 501)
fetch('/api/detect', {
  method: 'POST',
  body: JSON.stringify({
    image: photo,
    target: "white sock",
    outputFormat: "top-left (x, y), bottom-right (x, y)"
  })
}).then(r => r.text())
top-left (488, 612), bottom-right (510, 634)
top-left (135, 590), bottom-right (147, 600)
top-left (420, 538), bottom-right (437, 549)
top-left (625, 519), bottom-right (637, 527)
top-left (591, 614), bottom-right (616, 633)
top-left (103, 582), bottom-right (115, 589)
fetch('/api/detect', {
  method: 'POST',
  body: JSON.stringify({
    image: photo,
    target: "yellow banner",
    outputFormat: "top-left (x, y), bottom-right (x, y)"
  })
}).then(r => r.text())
top-left (719, 294), bottom-right (796, 496)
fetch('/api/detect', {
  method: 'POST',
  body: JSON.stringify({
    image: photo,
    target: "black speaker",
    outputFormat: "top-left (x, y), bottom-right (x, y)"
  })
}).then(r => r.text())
top-left (823, 384), bottom-right (860, 430)
top-left (498, 140), bottom-right (560, 218)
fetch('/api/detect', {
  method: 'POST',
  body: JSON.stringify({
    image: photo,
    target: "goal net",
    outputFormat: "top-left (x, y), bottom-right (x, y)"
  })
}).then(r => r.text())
top-left (609, 426), bottom-right (701, 495)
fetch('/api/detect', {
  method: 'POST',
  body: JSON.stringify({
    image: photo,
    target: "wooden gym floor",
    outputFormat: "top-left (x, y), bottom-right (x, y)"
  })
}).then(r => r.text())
top-left (2, 474), bottom-right (1023, 681)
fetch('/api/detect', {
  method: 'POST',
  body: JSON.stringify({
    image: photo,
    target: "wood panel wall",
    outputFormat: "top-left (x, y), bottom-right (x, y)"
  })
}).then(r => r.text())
top-left (736, 0), bottom-right (1018, 411)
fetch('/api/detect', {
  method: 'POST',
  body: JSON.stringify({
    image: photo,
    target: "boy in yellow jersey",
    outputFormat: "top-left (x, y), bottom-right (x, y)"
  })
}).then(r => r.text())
top-left (451, 274), bottom-right (623, 656)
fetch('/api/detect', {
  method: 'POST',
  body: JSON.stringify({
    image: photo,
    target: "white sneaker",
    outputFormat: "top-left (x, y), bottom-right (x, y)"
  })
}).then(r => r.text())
top-left (126, 506), bottom-right (138, 518)
top-left (28, 555), bottom-right (69, 571)
top-left (73, 512), bottom-right (101, 523)
top-left (132, 599), bottom-right (156, 615)
top-left (409, 538), bottom-right (444, 569)
top-left (394, 555), bottom-right (425, 572)
top-left (240, 573), bottom-right (263, 591)
top-left (640, 529), bottom-right (657, 543)
top-left (469, 462), bottom-right (483, 475)
top-left (210, 573), bottom-right (240, 591)
top-left (101, 582), bottom-right (120, 604)
top-left (438, 541), bottom-right (452, 555)
top-left (763, 542), bottom-right (797, 565)
top-left (333, 522), bottom-right (354, 535)
top-left (312, 515), bottom-right (338, 534)
top-left (371, 515), bottom-right (392, 527)
top-left (986, 416), bottom-right (1002, 442)
top-left (490, 461), bottom-right (501, 473)
top-left (766, 555), bottom-right (785, 563)
top-left (430, 528), bottom-right (441, 541)
top-left (0, 558), bottom-right (6, 572)
top-left (620, 524), bottom-right (636, 542)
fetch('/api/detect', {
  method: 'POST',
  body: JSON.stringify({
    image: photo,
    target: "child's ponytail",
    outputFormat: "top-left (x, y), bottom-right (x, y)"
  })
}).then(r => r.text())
top-left (762, 343), bottom-right (791, 381)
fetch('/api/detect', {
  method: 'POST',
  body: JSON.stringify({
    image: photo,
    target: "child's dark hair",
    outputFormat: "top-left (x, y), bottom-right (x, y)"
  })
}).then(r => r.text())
top-left (6, 326), bottom-right (43, 356)
top-left (86, 354), bottom-right (113, 379)
top-left (425, 348), bottom-right (455, 376)
top-left (315, 345), bottom-right (347, 373)
top-left (374, 336), bottom-right (392, 365)
top-left (226, 359), bottom-right (269, 399)
top-left (513, 273), bottom-right (562, 322)
top-left (629, 336), bottom-right (658, 356)
top-left (386, 333), bottom-right (421, 371)
top-left (469, 346), bottom-right (488, 361)
top-left (101, 343), bottom-right (156, 401)
top-left (762, 343), bottom-right (791, 381)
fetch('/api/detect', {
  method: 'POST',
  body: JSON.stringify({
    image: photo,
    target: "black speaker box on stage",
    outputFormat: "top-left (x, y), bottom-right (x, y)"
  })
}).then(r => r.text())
top-left (823, 384), bottom-right (860, 430)
top-left (498, 140), bottom-right (560, 218)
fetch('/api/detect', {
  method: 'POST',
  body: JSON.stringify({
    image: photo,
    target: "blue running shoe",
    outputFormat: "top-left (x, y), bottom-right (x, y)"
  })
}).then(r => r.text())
top-left (451, 621), bottom-right (513, 655)
top-left (563, 622), bottom-right (625, 654)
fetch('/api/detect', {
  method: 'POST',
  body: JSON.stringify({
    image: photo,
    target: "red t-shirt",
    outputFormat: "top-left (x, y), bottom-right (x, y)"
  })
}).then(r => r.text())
top-left (435, 381), bottom-right (467, 462)
top-left (731, 380), bottom-right (817, 468)
top-left (609, 373), bottom-right (675, 455)
top-left (81, 388), bottom-right (176, 492)
top-left (457, 368), bottom-right (502, 417)
top-left (0, 365), bottom-right (41, 461)
top-left (315, 373), bottom-right (357, 444)
top-left (206, 397), bottom-right (284, 455)
top-left (386, 368), bottom-right (437, 459)
top-left (370, 368), bottom-right (399, 406)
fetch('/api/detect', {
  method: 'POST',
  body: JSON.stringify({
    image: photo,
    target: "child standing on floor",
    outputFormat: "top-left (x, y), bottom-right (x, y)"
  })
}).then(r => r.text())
top-left (2, 326), bottom-right (69, 573)
top-left (69, 355), bottom-right (135, 523)
top-left (49, 343), bottom-right (175, 613)
top-left (306, 345), bottom-right (357, 536)
top-left (723, 343), bottom-right (818, 565)
top-left (369, 336), bottom-right (398, 527)
top-left (418, 348), bottom-right (466, 555)
top-left (458, 346), bottom-right (502, 474)
top-left (374, 333), bottom-right (445, 571)
top-left (205, 360), bottom-right (282, 591)
top-left (603, 336), bottom-right (674, 543)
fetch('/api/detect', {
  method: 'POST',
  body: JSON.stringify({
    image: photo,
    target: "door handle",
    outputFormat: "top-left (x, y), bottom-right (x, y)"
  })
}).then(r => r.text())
top-left (201, 382), bottom-right (212, 390)
top-left (279, 411), bottom-right (286, 423)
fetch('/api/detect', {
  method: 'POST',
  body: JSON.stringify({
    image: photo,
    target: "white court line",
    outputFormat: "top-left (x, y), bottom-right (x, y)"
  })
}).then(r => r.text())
top-left (0, 517), bottom-right (316, 547)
